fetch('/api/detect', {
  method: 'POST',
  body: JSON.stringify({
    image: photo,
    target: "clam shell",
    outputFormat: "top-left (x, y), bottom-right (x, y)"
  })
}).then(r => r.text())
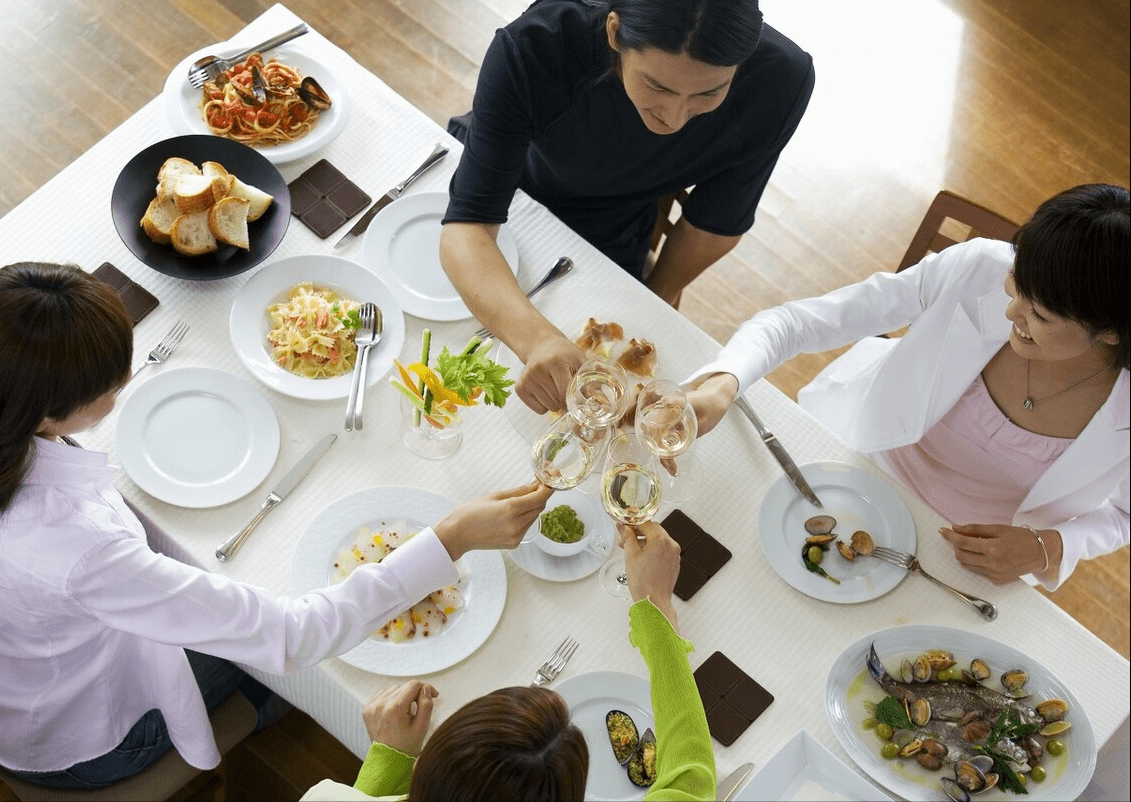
top-left (851, 529), bottom-right (875, 555)
top-left (836, 540), bottom-right (857, 560)
top-left (1036, 698), bottom-right (1069, 722)
top-left (968, 658), bottom-right (991, 681)
top-left (1039, 720), bottom-right (1072, 736)
top-left (804, 515), bottom-right (836, 535)
top-left (1001, 668), bottom-right (1028, 693)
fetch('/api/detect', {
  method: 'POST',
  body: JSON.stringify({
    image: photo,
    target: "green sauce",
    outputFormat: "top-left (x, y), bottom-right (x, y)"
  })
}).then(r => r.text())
top-left (540, 504), bottom-right (585, 544)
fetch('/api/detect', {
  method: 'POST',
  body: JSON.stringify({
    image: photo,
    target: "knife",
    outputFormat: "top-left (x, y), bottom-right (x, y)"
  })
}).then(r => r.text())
top-left (734, 397), bottom-right (823, 508)
top-left (215, 433), bottom-right (337, 561)
top-left (717, 761), bottom-right (755, 801)
top-left (333, 142), bottom-right (449, 247)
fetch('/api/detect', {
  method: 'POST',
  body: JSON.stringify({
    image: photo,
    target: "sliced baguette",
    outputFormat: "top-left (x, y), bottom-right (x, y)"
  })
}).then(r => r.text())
top-left (156, 157), bottom-right (201, 200)
top-left (173, 174), bottom-right (221, 214)
top-left (227, 176), bottom-right (274, 221)
top-left (140, 195), bottom-right (181, 245)
top-left (201, 161), bottom-right (235, 203)
top-left (208, 196), bottom-right (251, 250)
top-left (170, 210), bottom-right (218, 255)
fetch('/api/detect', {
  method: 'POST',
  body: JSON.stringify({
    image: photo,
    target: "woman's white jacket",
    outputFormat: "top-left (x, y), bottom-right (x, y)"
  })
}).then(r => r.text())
top-left (691, 238), bottom-right (1129, 589)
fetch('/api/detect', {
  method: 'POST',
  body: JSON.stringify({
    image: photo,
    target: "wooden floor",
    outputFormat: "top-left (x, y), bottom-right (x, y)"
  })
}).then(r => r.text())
top-left (1, 0), bottom-right (1126, 797)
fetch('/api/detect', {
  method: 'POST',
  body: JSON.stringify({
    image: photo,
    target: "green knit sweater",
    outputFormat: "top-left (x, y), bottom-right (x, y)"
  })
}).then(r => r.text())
top-left (351, 598), bottom-right (716, 800)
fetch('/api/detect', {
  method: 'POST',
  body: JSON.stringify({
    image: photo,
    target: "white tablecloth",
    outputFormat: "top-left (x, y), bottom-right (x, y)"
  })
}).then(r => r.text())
top-left (2, 5), bottom-right (1126, 799)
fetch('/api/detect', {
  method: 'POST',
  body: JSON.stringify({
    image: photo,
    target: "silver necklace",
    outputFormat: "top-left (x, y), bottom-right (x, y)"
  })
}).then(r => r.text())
top-left (1024, 358), bottom-right (1115, 410)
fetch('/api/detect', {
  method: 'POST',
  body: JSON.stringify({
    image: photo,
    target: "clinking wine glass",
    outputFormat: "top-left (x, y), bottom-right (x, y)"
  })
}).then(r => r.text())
top-left (567, 355), bottom-right (630, 429)
top-left (598, 431), bottom-right (662, 598)
top-left (634, 379), bottom-right (699, 504)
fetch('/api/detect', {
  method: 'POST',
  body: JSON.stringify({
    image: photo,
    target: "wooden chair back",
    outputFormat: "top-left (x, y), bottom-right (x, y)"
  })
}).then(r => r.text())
top-left (897, 190), bottom-right (1020, 271)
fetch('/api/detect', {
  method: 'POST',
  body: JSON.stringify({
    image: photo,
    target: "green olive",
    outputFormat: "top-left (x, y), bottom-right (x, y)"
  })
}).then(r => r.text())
top-left (861, 718), bottom-right (878, 730)
top-left (1046, 738), bottom-right (1066, 756)
top-left (807, 546), bottom-right (824, 564)
top-left (1030, 765), bottom-right (1047, 782)
top-left (880, 742), bottom-right (900, 759)
top-left (874, 723), bottom-right (894, 741)
top-left (935, 667), bottom-right (959, 682)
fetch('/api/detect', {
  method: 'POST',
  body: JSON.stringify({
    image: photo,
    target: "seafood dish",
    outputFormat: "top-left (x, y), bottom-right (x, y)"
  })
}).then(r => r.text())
top-left (331, 521), bottom-right (464, 642)
top-left (200, 53), bottom-right (331, 147)
top-left (605, 710), bottom-right (657, 787)
top-left (801, 514), bottom-right (874, 585)
top-left (864, 645), bottom-right (1074, 800)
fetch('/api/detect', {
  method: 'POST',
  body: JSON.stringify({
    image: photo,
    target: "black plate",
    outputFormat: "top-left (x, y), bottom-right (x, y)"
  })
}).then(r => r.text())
top-left (111, 135), bottom-right (291, 281)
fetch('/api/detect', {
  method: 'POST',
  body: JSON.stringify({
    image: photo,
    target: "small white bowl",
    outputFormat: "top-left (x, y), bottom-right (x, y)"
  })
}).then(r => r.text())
top-left (530, 488), bottom-right (606, 558)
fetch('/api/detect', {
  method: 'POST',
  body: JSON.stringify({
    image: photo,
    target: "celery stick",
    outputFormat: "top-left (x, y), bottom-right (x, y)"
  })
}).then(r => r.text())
top-left (416, 328), bottom-right (432, 426)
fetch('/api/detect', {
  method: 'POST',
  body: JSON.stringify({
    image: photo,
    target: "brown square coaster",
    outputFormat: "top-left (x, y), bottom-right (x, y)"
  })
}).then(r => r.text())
top-left (693, 651), bottom-right (774, 746)
top-left (92, 262), bottom-right (158, 326)
top-left (662, 509), bottom-right (732, 600)
top-left (288, 159), bottom-right (371, 238)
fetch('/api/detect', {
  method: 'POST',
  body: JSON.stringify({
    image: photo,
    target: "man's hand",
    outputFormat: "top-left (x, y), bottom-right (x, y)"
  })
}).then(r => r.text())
top-left (434, 481), bottom-right (555, 560)
top-left (515, 335), bottom-right (585, 415)
top-left (362, 680), bottom-right (439, 756)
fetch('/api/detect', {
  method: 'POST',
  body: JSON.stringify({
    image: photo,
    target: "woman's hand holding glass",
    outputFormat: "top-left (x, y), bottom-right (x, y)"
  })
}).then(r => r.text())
top-left (634, 379), bottom-right (699, 503)
top-left (598, 431), bottom-right (662, 597)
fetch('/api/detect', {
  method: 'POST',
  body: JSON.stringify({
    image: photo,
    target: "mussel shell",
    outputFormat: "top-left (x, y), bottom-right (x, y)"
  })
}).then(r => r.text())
top-left (234, 65), bottom-right (267, 105)
top-left (804, 514), bottom-right (836, 535)
top-left (836, 541), bottom-right (857, 561)
top-left (967, 658), bottom-right (991, 681)
top-left (626, 728), bottom-right (657, 787)
top-left (909, 697), bottom-right (932, 726)
top-left (1001, 668), bottom-right (1028, 693)
top-left (1036, 698), bottom-right (1069, 722)
top-left (805, 533), bottom-right (836, 545)
top-left (923, 649), bottom-right (956, 671)
top-left (850, 529), bottom-right (875, 555)
top-left (940, 776), bottom-right (972, 802)
top-left (298, 75), bottom-right (332, 110)
top-left (605, 710), bottom-right (639, 764)
top-left (1039, 720), bottom-right (1072, 736)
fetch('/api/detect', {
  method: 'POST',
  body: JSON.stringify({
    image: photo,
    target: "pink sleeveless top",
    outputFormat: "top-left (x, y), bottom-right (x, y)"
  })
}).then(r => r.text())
top-left (874, 374), bottom-right (1072, 525)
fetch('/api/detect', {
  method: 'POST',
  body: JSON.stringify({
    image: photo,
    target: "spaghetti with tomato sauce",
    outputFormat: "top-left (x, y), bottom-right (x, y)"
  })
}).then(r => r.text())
top-left (200, 53), bottom-right (325, 147)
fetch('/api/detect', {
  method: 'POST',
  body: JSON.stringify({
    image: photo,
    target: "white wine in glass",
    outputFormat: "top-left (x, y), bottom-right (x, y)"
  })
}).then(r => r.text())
top-left (568, 355), bottom-right (629, 429)
top-left (599, 432), bottom-right (661, 598)
top-left (634, 379), bottom-right (698, 504)
top-left (531, 414), bottom-right (599, 490)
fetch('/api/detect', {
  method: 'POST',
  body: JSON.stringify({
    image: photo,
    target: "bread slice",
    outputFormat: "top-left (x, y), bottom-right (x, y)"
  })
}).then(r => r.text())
top-left (156, 157), bottom-right (201, 200)
top-left (141, 195), bottom-right (181, 245)
top-left (201, 161), bottom-right (235, 203)
top-left (170, 210), bottom-right (218, 255)
top-left (227, 177), bottom-right (274, 222)
top-left (173, 174), bottom-right (221, 214)
top-left (209, 196), bottom-right (251, 249)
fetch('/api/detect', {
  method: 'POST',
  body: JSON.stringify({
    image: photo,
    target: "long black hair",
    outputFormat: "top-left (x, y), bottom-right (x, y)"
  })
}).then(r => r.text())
top-left (1011, 184), bottom-right (1130, 369)
top-left (0, 263), bottom-right (133, 511)
top-left (607, 0), bottom-right (763, 66)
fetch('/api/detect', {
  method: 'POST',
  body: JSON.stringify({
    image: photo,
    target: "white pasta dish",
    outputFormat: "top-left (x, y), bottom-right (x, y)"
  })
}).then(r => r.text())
top-left (267, 283), bottom-right (360, 378)
top-left (331, 520), bottom-right (464, 642)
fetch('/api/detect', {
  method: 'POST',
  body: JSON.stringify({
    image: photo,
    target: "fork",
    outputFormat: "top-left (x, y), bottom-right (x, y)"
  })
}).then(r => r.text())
top-left (869, 546), bottom-right (998, 621)
top-left (126, 320), bottom-right (189, 386)
top-left (531, 636), bottom-right (579, 687)
top-left (186, 23), bottom-right (309, 88)
top-left (344, 303), bottom-right (382, 432)
top-left (473, 257), bottom-right (573, 340)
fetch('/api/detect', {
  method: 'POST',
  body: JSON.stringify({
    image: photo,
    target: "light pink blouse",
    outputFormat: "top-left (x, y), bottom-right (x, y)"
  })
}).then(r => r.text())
top-left (874, 374), bottom-right (1072, 526)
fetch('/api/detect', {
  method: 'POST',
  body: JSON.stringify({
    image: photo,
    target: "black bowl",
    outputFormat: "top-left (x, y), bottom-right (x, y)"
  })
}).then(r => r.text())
top-left (111, 135), bottom-right (291, 281)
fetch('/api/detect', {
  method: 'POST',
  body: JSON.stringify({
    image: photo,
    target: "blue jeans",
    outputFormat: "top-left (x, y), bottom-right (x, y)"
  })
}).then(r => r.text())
top-left (6, 650), bottom-right (250, 790)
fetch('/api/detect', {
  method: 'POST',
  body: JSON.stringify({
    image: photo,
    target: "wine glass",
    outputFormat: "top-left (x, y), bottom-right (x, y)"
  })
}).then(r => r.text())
top-left (598, 431), bottom-right (662, 598)
top-left (530, 413), bottom-right (607, 491)
top-left (634, 379), bottom-right (699, 504)
top-left (567, 355), bottom-right (630, 429)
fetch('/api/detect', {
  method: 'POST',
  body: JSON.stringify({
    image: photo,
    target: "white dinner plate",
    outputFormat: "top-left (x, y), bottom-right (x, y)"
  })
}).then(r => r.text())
top-left (229, 254), bottom-right (406, 400)
top-left (556, 670), bottom-right (654, 802)
top-left (825, 625), bottom-right (1096, 802)
top-left (163, 42), bottom-right (350, 164)
top-left (290, 486), bottom-right (506, 676)
top-left (510, 488), bottom-right (615, 582)
top-left (116, 367), bottom-right (280, 507)
top-left (757, 462), bottom-right (915, 603)
top-left (734, 729), bottom-right (893, 801)
top-left (360, 191), bottom-right (520, 321)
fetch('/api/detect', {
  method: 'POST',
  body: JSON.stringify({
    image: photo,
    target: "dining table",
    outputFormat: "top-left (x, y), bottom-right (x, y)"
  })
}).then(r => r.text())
top-left (1, 5), bottom-right (1126, 800)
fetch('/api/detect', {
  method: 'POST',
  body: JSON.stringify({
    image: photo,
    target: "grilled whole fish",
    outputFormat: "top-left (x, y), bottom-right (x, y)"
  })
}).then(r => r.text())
top-left (867, 644), bottom-right (1040, 725)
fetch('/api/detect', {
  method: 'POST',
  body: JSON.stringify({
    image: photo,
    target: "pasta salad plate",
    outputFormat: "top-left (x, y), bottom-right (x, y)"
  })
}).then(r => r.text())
top-left (163, 41), bottom-right (350, 164)
top-left (826, 625), bottom-right (1096, 802)
top-left (229, 254), bottom-right (405, 400)
top-left (290, 486), bottom-right (506, 676)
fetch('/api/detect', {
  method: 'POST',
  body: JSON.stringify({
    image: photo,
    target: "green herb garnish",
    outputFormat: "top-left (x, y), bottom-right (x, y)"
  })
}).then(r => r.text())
top-left (973, 709), bottom-right (1040, 795)
top-left (334, 304), bottom-right (361, 330)
top-left (801, 542), bottom-right (840, 584)
top-left (435, 337), bottom-right (515, 407)
top-left (873, 695), bottom-right (913, 731)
